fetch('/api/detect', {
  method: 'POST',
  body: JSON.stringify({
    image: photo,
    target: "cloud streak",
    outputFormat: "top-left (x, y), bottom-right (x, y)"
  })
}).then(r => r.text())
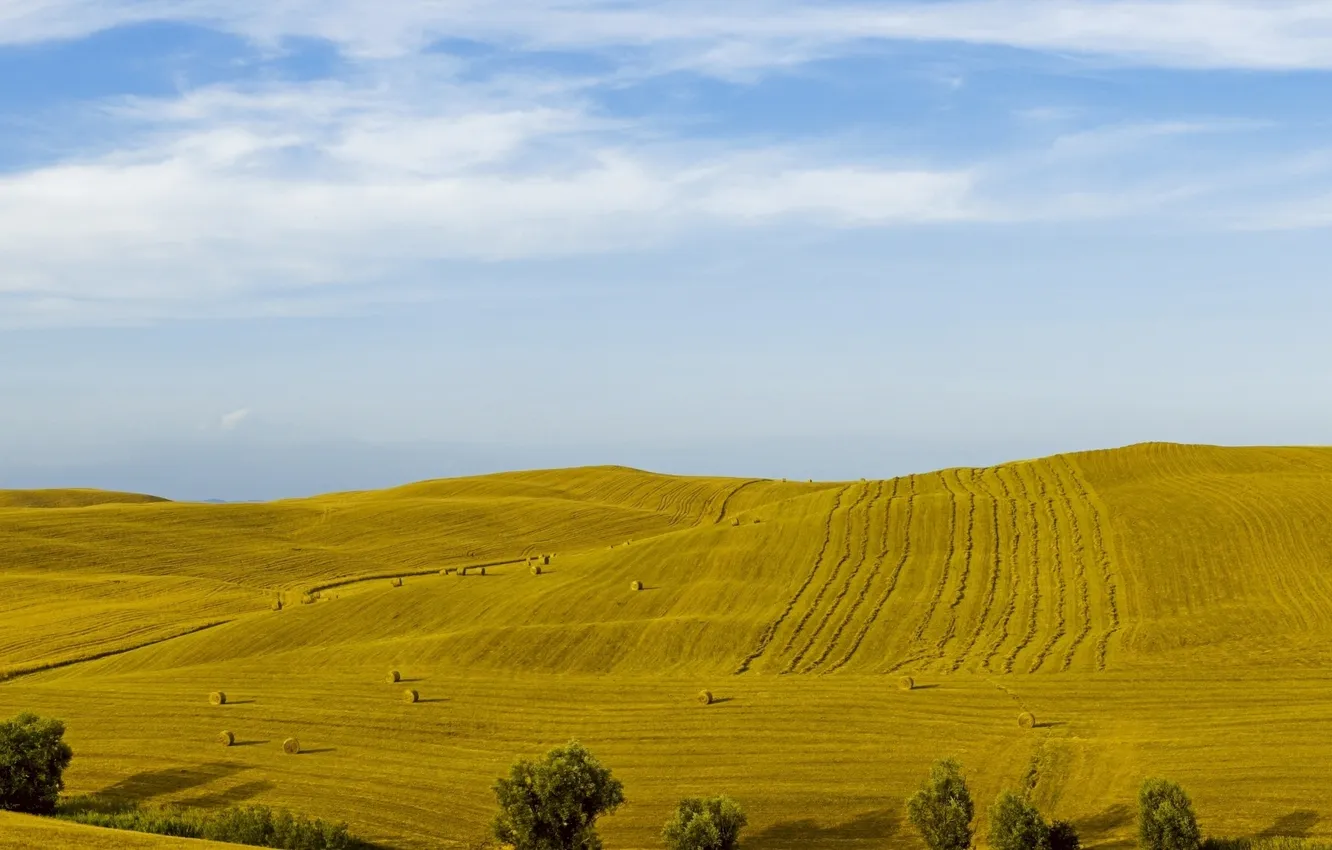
top-left (9, 1), bottom-right (1332, 71)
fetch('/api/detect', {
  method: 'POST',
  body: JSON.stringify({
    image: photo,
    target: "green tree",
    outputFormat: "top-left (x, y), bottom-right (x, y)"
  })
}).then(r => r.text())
top-left (492, 740), bottom-right (625, 850)
top-left (1138, 779), bottom-right (1201, 850)
top-left (662, 796), bottom-right (747, 850)
top-left (906, 759), bottom-right (974, 850)
top-left (0, 712), bottom-right (73, 815)
top-left (989, 791), bottom-right (1051, 850)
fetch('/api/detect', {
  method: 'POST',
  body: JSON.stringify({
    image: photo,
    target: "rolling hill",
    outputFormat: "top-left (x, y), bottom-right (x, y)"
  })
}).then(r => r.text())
top-left (2, 443), bottom-right (1332, 849)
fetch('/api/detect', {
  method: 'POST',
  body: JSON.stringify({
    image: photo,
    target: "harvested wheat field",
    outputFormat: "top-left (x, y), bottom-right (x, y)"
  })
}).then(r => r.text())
top-left (5, 443), bottom-right (1332, 848)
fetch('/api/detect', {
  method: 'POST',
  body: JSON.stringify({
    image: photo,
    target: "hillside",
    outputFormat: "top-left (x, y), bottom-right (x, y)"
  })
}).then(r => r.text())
top-left (3, 443), bottom-right (1332, 848)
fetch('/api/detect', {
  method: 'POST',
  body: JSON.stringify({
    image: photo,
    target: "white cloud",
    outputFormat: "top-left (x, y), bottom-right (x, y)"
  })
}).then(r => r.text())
top-left (219, 408), bottom-right (250, 430)
top-left (9, 1), bottom-right (1332, 71)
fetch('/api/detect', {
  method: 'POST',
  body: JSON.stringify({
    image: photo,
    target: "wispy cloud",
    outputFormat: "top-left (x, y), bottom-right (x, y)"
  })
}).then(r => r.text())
top-left (9, 2), bottom-right (1332, 71)
top-left (219, 408), bottom-right (250, 431)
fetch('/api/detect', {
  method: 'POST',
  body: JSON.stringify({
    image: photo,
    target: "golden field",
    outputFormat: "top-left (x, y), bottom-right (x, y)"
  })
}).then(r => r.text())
top-left (4, 442), bottom-right (1332, 849)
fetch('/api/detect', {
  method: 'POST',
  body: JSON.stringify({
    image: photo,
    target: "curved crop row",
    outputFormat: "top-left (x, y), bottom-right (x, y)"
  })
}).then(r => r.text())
top-left (907, 472), bottom-right (960, 648)
top-left (713, 479), bottom-right (762, 525)
top-left (951, 480), bottom-right (1003, 673)
top-left (1048, 460), bottom-right (1093, 672)
top-left (804, 477), bottom-right (899, 672)
top-left (733, 486), bottom-right (848, 674)
top-left (1004, 468), bottom-right (1041, 674)
top-left (827, 474), bottom-right (916, 673)
top-left (790, 480), bottom-right (886, 672)
top-left (982, 466), bottom-right (1023, 671)
top-left (780, 484), bottom-right (874, 670)
top-left (1057, 456), bottom-right (1121, 669)
top-left (1027, 470), bottom-right (1066, 673)
top-left (935, 470), bottom-right (978, 662)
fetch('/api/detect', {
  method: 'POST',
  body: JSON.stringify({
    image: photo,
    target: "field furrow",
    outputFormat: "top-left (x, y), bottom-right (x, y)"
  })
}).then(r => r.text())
top-left (1004, 467), bottom-right (1041, 674)
top-left (826, 474), bottom-right (916, 673)
top-left (981, 466), bottom-right (1022, 671)
top-left (781, 483), bottom-right (874, 672)
top-left (733, 486), bottom-right (848, 674)
top-left (1027, 468), bottom-right (1066, 673)
top-left (795, 480), bottom-right (888, 672)
top-left (803, 478), bottom-right (897, 672)
top-left (951, 477), bottom-right (1003, 673)
top-left (1047, 460), bottom-right (1094, 672)
top-left (935, 470), bottom-right (977, 664)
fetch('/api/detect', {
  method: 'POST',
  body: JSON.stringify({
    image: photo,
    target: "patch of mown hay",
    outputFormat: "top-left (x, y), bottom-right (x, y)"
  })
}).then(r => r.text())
top-left (283, 738), bottom-right (300, 755)
top-left (899, 676), bottom-right (915, 691)
top-left (698, 690), bottom-right (713, 705)
top-left (209, 691), bottom-right (227, 706)
top-left (403, 689), bottom-right (419, 704)
top-left (631, 580), bottom-right (643, 591)
top-left (218, 731), bottom-right (234, 747)
top-left (386, 670), bottom-right (400, 684)
top-left (1018, 712), bottom-right (1036, 729)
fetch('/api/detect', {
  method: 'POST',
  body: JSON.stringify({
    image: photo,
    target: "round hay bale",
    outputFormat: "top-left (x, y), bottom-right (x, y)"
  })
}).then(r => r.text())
top-left (631, 580), bottom-right (643, 591)
top-left (459, 567), bottom-right (469, 577)
top-left (283, 737), bottom-right (301, 755)
top-left (698, 690), bottom-right (713, 706)
top-left (1018, 711), bottom-right (1036, 729)
top-left (218, 731), bottom-right (234, 747)
top-left (439, 568), bottom-right (449, 575)
top-left (386, 670), bottom-right (401, 684)
top-left (390, 577), bottom-right (403, 588)
top-left (898, 676), bottom-right (915, 691)
top-left (479, 567), bottom-right (487, 576)
top-left (753, 518), bottom-right (761, 524)
top-left (271, 599), bottom-right (283, 611)
top-left (531, 565), bottom-right (542, 576)
top-left (209, 691), bottom-right (227, 706)
top-left (403, 689), bottom-right (419, 704)
top-left (730, 517), bottom-right (740, 526)
top-left (543, 554), bottom-right (551, 565)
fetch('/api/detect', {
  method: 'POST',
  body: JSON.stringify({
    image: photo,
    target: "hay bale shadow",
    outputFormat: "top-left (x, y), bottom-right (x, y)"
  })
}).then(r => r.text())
top-left (417, 698), bottom-right (448, 704)
top-left (1034, 720), bottom-right (1065, 729)
top-left (224, 699), bottom-right (256, 705)
top-left (1258, 811), bottom-right (1320, 839)
top-left (229, 740), bottom-right (269, 747)
top-left (911, 684), bottom-right (941, 690)
top-left (747, 808), bottom-right (898, 849)
top-left (708, 697), bottom-right (736, 705)
top-left (298, 747), bottom-right (336, 755)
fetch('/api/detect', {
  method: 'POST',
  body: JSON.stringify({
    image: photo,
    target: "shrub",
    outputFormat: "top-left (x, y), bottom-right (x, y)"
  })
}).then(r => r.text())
top-left (662, 796), bottom-right (747, 850)
top-left (59, 802), bottom-right (361, 849)
top-left (989, 791), bottom-right (1050, 850)
top-left (1139, 779), bottom-right (1201, 850)
top-left (906, 758), bottom-right (974, 850)
top-left (0, 712), bottom-right (74, 814)
top-left (492, 740), bottom-right (625, 850)
top-left (1049, 820), bottom-right (1081, 850)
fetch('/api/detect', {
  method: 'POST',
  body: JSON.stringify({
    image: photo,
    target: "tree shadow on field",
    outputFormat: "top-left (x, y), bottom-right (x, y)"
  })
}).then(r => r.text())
top-left (176, 780), bottom-right (276, 810)
top-left (1259, 811), bottom-right (1320, 839)
top-left (747, 808), bottom-right (899, 849)
top-left (1076, 803), bottom-right (1133, 849)
top-left (94, 763), bottom-right (249, 805)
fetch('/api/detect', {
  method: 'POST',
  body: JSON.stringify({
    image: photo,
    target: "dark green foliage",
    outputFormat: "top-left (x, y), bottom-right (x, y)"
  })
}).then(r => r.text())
top-left (662, 796), bottom-right (747, 850)
top-left (1139, 779), bottom-right (1201, 850)
top-left (1049, 820), bottom-right (1081, 850)
top-left (989, 791), bottom-right (1050, 850)
top-left (906, 759), bottom-right (975, 850)
top-left (58, 801), bottom-right (363, 849)
top-left (492, 740), bottom-right (625, 850)
top-left (0, 712), bottom-right (73, 814)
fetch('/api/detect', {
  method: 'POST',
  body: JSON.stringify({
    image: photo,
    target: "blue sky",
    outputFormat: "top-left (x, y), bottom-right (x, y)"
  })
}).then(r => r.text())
top-left (3, 1), bottom-right (1332, 500)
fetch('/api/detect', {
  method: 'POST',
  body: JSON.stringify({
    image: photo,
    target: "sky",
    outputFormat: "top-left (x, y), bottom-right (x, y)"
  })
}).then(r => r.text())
top-left (3, 1), bottom-right (1332, 500)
